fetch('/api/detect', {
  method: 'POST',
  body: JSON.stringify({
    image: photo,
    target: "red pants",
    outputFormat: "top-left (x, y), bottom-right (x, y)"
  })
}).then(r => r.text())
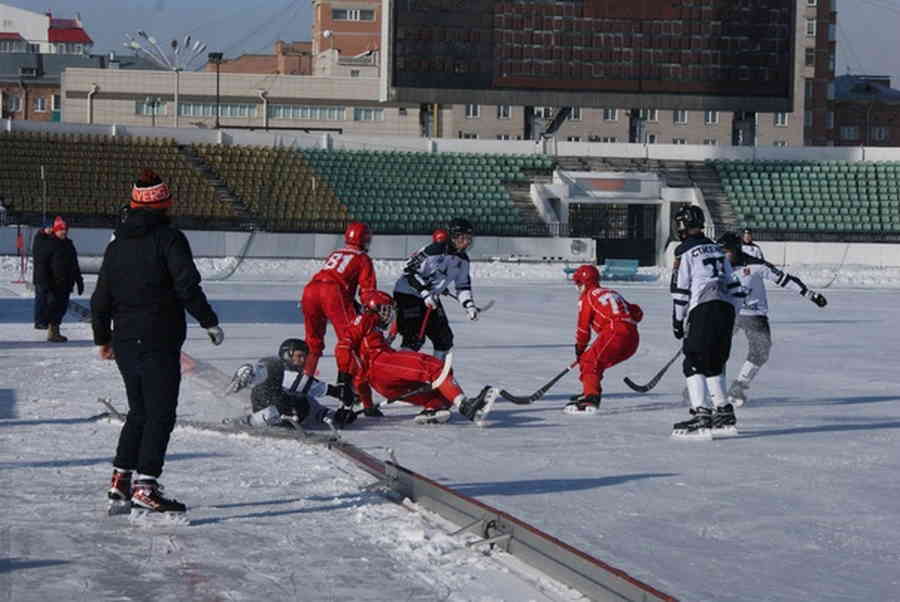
top-left (362, 350), bottom-right (463, 411)
top-left (579, 327), bottom-right (639, 396)
top-left (301, 281), bottom-right (357, 376)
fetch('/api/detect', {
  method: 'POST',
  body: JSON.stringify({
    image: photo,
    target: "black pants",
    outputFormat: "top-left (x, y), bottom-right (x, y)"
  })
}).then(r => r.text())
top-left (735, 315), bottom-right (772, 366)
top-left (394, 292), bottom-right (453, 353)
top-left (683, 301), bottom-right (736, 378)
top-left (46, 288), bottom-right (70, 325)
top-left (33, 286), bottom-right (49, 327)
top-left (112, 342), bottom-right (182, 478)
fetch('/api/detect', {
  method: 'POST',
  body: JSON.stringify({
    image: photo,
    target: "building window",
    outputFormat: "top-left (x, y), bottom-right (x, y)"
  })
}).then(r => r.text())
top-left (458, 131), bottom-right (478, 139)
top-left (647, 134), bottom-right (657, 144)
top-left (570, 106), bottom-right (581, 120)
top-left (4, 95), bottom-right (21, 113)
top-left (829, 52), bottom-right (836, 71)
top-left (262, 104), bottom-right (342, 120)
top-left (672, 138), bottom-right (687, 145)
top-left (704, 110), bottom-right (719, 125)
top-left (34, 96), bottom-right (46, 112)
top-left (673, 109), bottom-right (688, 125)
top-left (805, 48), bottom-right (816, 67)
top-left (350, 70), bottom-right (360, 78)
top-left (805, 110), bottom-right (813, 127)
top-left (639, 108), bottom-right (658, 122)
top-left (398, 107), bottom-right (407, 116)
top-left (840, 126), bottom-right (859, 140)
top-left (774, 112), bottom-right (789, 127)
top-left (805, 79), bottom-right (814, 100)
top-left (703, 138), bottom-right (718, 146)
top-left (566, 136), bottom-right (581, 142)
top-left (135, 99), bottom-right (167, 115)
top-left (496, 105), bottom-right (511, 120)
top-left (826, 112), bottom-right (834, 129)
top-left (806, 18), bottom-right (816, 37)
top-left (352, 107), bottom-right (383, 121)
top-left (533, 106), bottom-right (553, 119)
top-left (52, 94), bottom-right (61, 111)
top-left (773, 140), bottom-right (788, 147)
top-left (602, 136), bottom-right (617, 143)
top-left (180, 102), bottom-right (259, 118)
top-left (331, 8), bottom-right (375, 21)
top-left (464, 104), bottom-right (480, 119)
top-left (496, 134), bottom-right (512, 140)
top-left (807, 0), bottom-right (816, 5)
top-left (872, 127), bottom-right (888, 142)
top-left (602, 108), bottom-right (617, 121)
top-left (827, 82), bottom-right (835, 100)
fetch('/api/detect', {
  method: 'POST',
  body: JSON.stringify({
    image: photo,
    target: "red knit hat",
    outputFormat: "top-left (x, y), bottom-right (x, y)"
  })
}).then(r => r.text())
top-left (52, 216), bottom-right (67, 232)
top-left (131, 169), bottom-right (172, 210)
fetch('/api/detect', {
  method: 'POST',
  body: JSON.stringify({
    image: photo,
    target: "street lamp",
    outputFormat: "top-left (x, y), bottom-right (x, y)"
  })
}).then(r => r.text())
top-left (145, 96), bottom-right (162, 127)
top-left (208, 52), bottom-right (224, 129)
top-left (124, 32), bottom-right (208, 128)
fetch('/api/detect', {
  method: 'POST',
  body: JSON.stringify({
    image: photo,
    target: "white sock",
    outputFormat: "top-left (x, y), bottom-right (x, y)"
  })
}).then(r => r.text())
top-left (113, 466), bottom-right (132, 474)
top-left (249, 405), bottom-right (280, 427)
top-left (452, 394), bottom-right (464, 408)
top-left (737, 361), bottom-right (760, 386)
top-left (135, 473), bottom-right (157, 483)
top-left (706, 374), bottom-right (728, 408)
top-left (686, 374), bottom-right (707, 409)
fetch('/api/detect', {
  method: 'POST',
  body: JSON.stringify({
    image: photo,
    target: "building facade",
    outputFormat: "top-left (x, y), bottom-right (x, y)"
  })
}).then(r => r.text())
top-left (832, 75), bottom-right (900, 147)
top-left (0, 4), bottom-right (93, 55)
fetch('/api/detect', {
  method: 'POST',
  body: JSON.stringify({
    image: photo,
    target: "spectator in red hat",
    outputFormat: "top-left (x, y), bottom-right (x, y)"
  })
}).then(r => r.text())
top-left (41, 216), bottom-right (83, 343)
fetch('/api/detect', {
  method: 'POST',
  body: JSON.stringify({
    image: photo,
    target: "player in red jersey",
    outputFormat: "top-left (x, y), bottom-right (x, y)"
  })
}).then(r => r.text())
top-left (568, 264), bottom-right (643, 415)
top-left (337, 291), bottom-right (498, 426)
top-left (301, 222), bottom-right (376, 401)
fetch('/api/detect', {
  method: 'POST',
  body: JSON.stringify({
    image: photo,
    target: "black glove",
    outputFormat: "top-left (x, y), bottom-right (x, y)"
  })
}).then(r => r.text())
top-left (363, 406), bottom-right (384, 418)
top-left (332, 407), bottom-right (356, 428)
top-left (575, 345), bottom-right (584, 359)
top-left (76, 279), bottom-right (84, 296)
top-left (334, 372), bottom-right (358, 407)
top-left (673, 319), bottom-right (685, 340)
top-left (808, 291), bottom-right (827, 308)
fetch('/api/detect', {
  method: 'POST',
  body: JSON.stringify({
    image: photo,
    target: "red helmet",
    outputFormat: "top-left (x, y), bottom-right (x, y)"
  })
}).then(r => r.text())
top-left (432, 228), bottom-right (449, 243)
top-left (572, 264), bottom-right (600, 287)
top-left (345, 221), bottom-right (372, 250)
top-left (361, 290), bottom-right (395, 329)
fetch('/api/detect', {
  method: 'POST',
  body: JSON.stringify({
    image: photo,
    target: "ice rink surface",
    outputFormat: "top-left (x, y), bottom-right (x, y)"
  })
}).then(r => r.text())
top-left (2, 262), bottom-right (899, 601)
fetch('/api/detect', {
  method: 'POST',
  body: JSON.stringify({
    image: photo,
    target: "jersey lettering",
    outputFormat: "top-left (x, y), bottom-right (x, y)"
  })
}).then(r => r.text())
top-left (598, 292), bottom-right (626, 315)
top-left (702, 257), bottom-right (725, 278)
top-left (323, 252), bottom-right (354, 273)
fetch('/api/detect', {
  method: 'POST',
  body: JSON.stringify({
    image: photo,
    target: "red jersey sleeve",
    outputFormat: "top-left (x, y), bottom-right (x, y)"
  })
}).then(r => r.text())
top-left (628, 303), bottom-right (644, 323)
top-left (356, 254), bottom-right (377, 297)
top-left (575, 294), bottom-right (593, 353)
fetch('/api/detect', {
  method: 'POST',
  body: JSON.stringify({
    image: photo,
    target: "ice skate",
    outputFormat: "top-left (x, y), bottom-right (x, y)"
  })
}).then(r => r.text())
top-left (413, 407), bottom-right (451, 424)
top-left (727, 380), bottom-right (749, 407)
top-left (129, 479), bottom-right (189, 525)
top-left (712, 404), bottom-right (739, 438)
top-left (672, 407), bottom-right (713, 440)
top-left (107, 469), bottom-right (132, 516)
top-left (457, 386), bottom-right (498, 425)
top-left (563, 394), bottom-right (600, 415)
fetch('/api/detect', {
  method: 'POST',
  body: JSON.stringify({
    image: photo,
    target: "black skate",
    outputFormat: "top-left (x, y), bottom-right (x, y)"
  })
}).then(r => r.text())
top-left (413, 408), bottom-right (451, 424)
top-left (363, 406), bottom-right (385, 418)
top-left (727, 380), bottom-right (749, 407)
top-left (107, 469), bottom-right (132, 516)
top-left (457, 386), bottom-right (499, 425)
top-left (712, 404), bottom-right (739, 438)
top-left (672, 407), bottom-right (713, 440)
top-left (563, 394), bottom-right (600, 416)
top-left (129, 479), bottom-right (188, 525)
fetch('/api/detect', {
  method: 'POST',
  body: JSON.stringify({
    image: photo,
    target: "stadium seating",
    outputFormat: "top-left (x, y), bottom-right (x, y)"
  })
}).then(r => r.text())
top-left (710, 159), bottom-right (900, 234)
top-left (0, 131), bottom-right (241, 228)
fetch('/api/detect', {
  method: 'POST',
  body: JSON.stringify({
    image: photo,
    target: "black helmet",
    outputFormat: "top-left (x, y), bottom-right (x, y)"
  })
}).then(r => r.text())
top-left (674, 206), bottom-right (705, 239)
top-left (716, 231), bottom-right (742, 254)
top-left (278, 338), bottom-right (309, 363)
top-left (448, 217), bottom-right (474, 238)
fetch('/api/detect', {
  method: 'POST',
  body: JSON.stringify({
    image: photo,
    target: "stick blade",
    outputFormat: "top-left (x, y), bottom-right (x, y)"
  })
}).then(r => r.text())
top-left (499, 389), bottom-right (535, 405)
top-left (623, 377), bottom-right (653, 393)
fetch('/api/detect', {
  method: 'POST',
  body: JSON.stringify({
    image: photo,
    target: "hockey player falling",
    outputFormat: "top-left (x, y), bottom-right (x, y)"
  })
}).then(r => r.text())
top-left (670, 206), bottom-right (743, 439)
top-left (393, 218), bottom-right (480, 359)
top-left (347, 290), bottom-right (498, 425)
top-left (226, 338), bottom-right (359, 429)
top-left (568, 265), bottom-right (643, 414)
top-left (716, 232), bottom-right (827, 406)
top-left (300, 221), bottom-right (376, 410)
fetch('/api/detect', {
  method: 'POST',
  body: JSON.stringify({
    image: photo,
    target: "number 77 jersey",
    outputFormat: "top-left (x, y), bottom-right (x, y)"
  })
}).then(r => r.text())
top-left (671, 236), bottom-right (742, 322)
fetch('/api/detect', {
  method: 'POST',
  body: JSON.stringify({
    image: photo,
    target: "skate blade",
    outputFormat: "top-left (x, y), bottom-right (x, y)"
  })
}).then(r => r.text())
top-left (473, 388), bottom-right (499, 427)
top-left (712, 426), bottom-right (739, 438)
top-left (413, 410), bottom-right (451, 425)
top-left (107, 500), bottom-right (131, 516)
top-left (128, 507), bottom-right (190, 527)
top-left (563, 405), bottom-right (598, 416)
top-left (728, 396), bottom-right (745, 408)
top-left (671, 428), bottom-right (713, 441)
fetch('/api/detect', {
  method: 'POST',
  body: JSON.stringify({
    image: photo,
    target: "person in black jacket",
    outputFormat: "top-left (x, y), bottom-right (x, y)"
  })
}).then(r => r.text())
top-left (31, 224), bottom-right (53, 330)
top-left (92, 169), bottom-right (224, 516)
top-left (42, 217), bottom-right (84, 343)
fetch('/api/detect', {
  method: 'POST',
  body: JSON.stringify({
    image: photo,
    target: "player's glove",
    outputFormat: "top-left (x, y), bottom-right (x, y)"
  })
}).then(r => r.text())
top-left (207, 325), bottom-right (224, 345)
top-left (575, 345), bottom-right (585, 359)
top-left (76, 279), bottom-right (84, 296)
top-left (228, 363), bottom-right (255, 394)
top-left (806, 291), bottom-right (827, 308)
top-left (422, 292), bottom-right (439, 310)
top-left (332, 407), bottom-right (357, 428)
top-left (336, 372), bottom-right (357, 406)
top-left (462, 299), bottom-right (479, 321)
top-left (673, 319), bottom-right (685, 340)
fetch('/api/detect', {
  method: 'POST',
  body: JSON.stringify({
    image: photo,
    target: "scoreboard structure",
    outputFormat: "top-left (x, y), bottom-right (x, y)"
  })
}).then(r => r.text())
top-left (381, 0), bottom-right (796, 112)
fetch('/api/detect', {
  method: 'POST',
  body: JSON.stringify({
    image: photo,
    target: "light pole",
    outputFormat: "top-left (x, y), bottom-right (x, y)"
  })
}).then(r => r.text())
top-left (124, 32), bottom-right (208, 128)
top-left (208, 52), bottom-right (223, 129)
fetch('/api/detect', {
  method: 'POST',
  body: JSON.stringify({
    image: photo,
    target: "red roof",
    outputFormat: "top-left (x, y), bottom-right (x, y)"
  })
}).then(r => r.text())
top-left (50, 18), bottom-right (79, 29)
top-left (48, 26), bottom-right (93, 45)
top-left (0, 32), bottom-right (25, 41)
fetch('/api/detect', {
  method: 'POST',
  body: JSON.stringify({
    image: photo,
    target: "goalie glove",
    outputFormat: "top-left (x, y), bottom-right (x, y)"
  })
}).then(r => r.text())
top-left (806, 290), bottom-right (827, 308)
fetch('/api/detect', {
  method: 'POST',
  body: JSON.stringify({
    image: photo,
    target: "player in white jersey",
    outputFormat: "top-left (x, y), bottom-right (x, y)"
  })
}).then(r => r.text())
top-left (716, 232), bottom-right (827, 406)
top-left (670, 206), bottom-right (743, 438)
top-left (393, 218), bottom-right (480, 360)
top-left (227, 338), bottom-right (359, 429)
top-left (740, 228), bottom-right (765, 260)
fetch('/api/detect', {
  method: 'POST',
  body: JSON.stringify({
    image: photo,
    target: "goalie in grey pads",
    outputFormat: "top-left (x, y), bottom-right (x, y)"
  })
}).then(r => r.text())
top-left (670, 206), bottom-right (743, 438)
top-left (717, 232), bottom-right (827, 406)
top-left (228, 338), bottom-right (360, 429)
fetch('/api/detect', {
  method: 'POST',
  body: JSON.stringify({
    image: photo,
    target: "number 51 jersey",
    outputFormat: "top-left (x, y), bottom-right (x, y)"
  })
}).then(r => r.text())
top-left (671, 235), bottom-right (742, 322)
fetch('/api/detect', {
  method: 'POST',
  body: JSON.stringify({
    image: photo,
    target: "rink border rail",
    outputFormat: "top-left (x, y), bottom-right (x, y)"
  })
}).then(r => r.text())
top-left (333, 442), bottom-right (678, 602)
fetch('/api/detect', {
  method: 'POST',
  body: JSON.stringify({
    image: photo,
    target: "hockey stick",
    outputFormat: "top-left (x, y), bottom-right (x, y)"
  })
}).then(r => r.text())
top-left (498, 360), bottom-right (579, 405)
top-left (417, 306), bottom-right (433, 341)
top-left (353, 351), bottom-right (453, 417)
top-left (623, 349), bottom-right (682, 393)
